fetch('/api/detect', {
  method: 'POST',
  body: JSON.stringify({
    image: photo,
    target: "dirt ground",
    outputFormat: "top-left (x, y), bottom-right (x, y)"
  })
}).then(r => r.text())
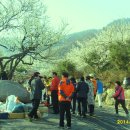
top-left (0, 105), bottom-right (130, 130)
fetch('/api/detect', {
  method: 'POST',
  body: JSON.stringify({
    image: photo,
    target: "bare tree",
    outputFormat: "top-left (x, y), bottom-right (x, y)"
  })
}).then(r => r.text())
top-left (0, 0), bottom-right (67, 79)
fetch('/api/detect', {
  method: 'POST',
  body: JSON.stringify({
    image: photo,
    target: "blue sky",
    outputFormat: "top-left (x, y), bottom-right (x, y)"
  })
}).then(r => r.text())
top-left (44, 0), bottom-right (130, 33)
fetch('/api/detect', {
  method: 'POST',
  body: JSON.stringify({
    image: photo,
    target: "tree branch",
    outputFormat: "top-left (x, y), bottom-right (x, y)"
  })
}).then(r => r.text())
top-left (21, 60), bottom-right (33, 65)
top-left (0, 44), bottom-right (8, 49)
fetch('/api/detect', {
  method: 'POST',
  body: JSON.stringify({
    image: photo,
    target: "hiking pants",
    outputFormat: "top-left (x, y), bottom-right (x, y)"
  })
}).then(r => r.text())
top-left (115, 99), bottom-right (129, 114)
top-left (59, 101), bottom-right (71, 127)
top-left (77, 97), bottom-right (87, 116)
top-left (71, 92), bottom-right (77, 113)
top-left (51, 90), bottom-right (59, 113)
top-left (97, 93), bottom-right (102, 107)
top-left (28, 99), bottom-right (40, 118)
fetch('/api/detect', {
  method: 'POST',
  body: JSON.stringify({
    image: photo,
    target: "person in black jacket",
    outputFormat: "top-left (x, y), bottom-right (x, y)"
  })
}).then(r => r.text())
top-left (28, 72), bottom-right (45, 121)
top-left (76, 77), bottom-right (89, 118)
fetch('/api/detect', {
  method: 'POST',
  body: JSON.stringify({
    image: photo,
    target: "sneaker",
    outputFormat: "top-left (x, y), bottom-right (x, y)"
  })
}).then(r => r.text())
top-left (66, 126), bottom-right (71, 129)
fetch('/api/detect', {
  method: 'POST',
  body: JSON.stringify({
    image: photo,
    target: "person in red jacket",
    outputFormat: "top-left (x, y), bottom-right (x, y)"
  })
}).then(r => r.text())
top-left (50, 72), bottom-right (60, 114)
top-left (112, 81), bottom-right (129, 117)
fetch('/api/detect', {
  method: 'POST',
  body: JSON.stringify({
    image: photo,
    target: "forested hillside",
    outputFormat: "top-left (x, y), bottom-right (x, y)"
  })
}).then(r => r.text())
top-left (54, 18), bottom-right (130, 81)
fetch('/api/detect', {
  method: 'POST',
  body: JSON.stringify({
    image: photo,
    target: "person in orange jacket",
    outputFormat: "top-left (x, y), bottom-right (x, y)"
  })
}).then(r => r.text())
top-left (58, 72), bottom-right (74, 129)
top-left (50, 72), bottom-right (60, 114)
top-left (89, 74), bottom-right (97, 100)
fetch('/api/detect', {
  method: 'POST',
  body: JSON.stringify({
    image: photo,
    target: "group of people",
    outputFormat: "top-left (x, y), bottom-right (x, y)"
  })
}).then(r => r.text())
top-left (27, 71), bottom-right (129, 129)
top-left (71, 75), bottom-right (104, 118)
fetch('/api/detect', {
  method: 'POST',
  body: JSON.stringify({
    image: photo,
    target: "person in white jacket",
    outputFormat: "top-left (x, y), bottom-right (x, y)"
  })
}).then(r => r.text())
top-left (86, 76), bottom-right (95, 116)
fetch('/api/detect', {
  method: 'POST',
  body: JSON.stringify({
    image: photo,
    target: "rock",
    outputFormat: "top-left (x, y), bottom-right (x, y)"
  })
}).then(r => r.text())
top-left (125, 99), bottom-right (130, 110)
top-left (102, 91), bottom-right (107, 102)
top-left (0, 80), bottom-right (30, 103)
top-left (124, 89), bottom-right (130, 109)
top-left (125, 89), bottom-right (130, 99)
top-left (106, 89), bottom-right (114, 95)
top-left (105, 96), bottom-right (115, 105)
top-left (105, 89), bottom-right (115, 105)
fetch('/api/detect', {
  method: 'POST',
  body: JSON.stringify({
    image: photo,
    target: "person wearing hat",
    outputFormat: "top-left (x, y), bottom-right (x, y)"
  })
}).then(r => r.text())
top-left (28, 72), bottom-right (45, 121)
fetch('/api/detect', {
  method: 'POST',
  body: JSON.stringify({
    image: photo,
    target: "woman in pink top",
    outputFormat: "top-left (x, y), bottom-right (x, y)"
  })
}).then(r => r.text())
top-left (112, 81), bottom-right (129, 117)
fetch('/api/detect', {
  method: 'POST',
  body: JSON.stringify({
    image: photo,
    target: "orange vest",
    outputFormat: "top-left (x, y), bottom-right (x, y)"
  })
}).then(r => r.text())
top-left (58, 78), bottom-right (74, 102)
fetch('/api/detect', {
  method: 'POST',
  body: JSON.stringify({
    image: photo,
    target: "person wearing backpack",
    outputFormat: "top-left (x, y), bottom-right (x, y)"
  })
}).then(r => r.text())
top-left (112, 81), bottom-right (129, 117)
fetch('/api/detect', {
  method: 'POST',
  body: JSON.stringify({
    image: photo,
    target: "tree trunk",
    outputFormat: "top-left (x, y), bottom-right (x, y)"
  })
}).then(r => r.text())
top-left (8, 71), bottom-right (14, 80)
